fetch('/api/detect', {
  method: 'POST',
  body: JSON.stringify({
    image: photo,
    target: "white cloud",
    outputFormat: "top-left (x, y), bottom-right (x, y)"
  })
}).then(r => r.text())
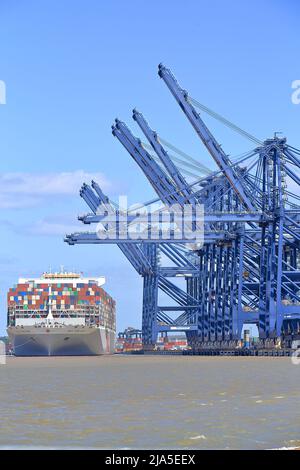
top-left (4, 215), bottom-right (83, 238)
top-left (25, 217), bottom-right (82, 237)
top-left (0, 170), bottom-right (111, 209)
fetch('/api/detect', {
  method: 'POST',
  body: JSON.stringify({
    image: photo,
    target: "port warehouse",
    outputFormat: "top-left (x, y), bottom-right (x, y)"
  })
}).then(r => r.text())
top-left (65, 64), bottom-right (300, 353)
top-left (7, 273), bottom-right (116, 331)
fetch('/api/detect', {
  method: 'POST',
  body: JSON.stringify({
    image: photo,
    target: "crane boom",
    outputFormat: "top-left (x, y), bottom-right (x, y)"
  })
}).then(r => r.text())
top-left (158, 64), bottom-right (256, 211)
top-left (132, 109), bottom-right (193, 202)
top-left (81, 182), bottom-right (154, 274)
top-left (112, 119), bottom-right (185, 205)
top-left (80, 183), bottom-right (100, 213)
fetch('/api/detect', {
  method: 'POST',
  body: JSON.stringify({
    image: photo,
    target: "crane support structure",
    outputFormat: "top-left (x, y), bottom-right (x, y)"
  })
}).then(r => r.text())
top-left (66, 65), bottom-right (300, 351)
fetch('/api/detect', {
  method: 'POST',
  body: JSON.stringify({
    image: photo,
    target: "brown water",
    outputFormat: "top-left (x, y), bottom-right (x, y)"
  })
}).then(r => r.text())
top-left (0, 355), bottom-right (300, 449)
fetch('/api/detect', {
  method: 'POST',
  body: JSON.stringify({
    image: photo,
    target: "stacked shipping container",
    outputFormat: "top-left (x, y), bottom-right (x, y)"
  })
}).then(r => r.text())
top-left (7, 274), bottom-right (116, 331)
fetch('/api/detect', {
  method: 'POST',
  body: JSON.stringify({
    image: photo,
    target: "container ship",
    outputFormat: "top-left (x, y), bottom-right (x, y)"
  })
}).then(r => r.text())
top-left (7, 270), bottom-right (116, 356)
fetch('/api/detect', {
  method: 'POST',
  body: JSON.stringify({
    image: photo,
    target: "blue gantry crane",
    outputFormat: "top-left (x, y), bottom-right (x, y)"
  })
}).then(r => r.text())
top-left (65, 65), bottom-right (300, 351)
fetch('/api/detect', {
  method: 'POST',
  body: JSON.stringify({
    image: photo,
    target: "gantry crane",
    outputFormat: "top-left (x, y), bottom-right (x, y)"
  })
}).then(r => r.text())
top-left (66, 65), bottom-right (300, 351)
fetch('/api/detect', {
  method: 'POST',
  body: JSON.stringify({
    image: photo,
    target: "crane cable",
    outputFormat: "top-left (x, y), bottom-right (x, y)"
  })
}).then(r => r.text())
top-left (158, 137), bottom-right (212, 174)
top-left (188, 96), bottom-right (263, 146)
top-left (141, 142), bottom-right (209, 179)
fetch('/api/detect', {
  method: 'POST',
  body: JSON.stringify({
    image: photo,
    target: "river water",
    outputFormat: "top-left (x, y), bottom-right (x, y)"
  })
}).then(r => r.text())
top-left (0, 355), bottom-right (300, 449)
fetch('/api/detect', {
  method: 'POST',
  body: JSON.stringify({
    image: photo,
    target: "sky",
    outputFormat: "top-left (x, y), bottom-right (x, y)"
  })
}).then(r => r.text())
top-left (0, 0), bottom-right (299, 335)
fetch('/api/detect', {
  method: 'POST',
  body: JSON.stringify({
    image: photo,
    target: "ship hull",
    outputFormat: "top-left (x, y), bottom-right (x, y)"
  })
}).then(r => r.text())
top-left (7, 326), bottom-right (115, 356)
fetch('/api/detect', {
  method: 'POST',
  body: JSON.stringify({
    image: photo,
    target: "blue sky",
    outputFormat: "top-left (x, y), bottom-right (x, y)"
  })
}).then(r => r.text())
top-left (0, 0), bottom-right (299, 335)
